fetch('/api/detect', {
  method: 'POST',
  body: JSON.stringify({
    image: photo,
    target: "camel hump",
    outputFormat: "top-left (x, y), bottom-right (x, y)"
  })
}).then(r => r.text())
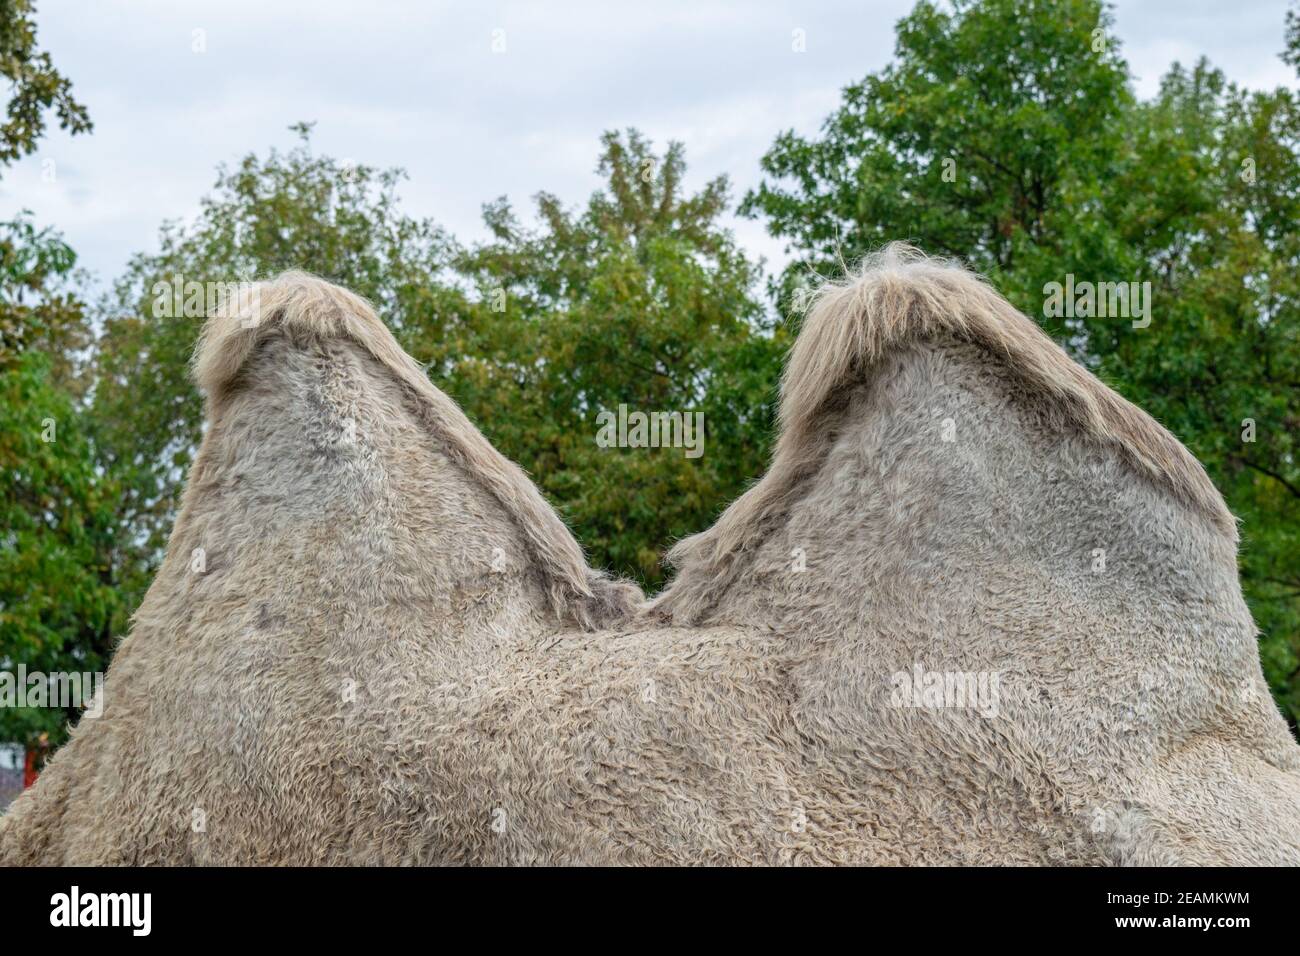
top-left (656, 244), bottom-right (1235, 623)
top-left (192, 270), bottom-right (640, 628)
top-left (782, 244), bottom-right (1231, 534)
top-left (192, 270), bottom-right (416, 403)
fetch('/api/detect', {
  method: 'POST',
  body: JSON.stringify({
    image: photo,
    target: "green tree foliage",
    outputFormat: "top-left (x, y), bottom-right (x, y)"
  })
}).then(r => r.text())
top-left (740, 0), bottom-right (1130, 306)
top-left (446, 131), bottom-right (777, 583)
top-left (0, 220), bottom-right (120, 746)
top-left (0, 0), bottom-right (105, 748)
top-left (0, 0), bottom-right (91, 165)
top-left (0, 214), bottom-right (87, 389)
top-left (743, 0), bottom-right (1300, 729)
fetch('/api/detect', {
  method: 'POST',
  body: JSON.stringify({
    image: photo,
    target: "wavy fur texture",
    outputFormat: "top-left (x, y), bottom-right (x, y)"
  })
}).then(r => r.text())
top-left (2, 253), bottom-right (1296, 865)
top-left (652, 244), bottom-right (1235, 623)
top-left (194, 271), bottom-right (640, 628)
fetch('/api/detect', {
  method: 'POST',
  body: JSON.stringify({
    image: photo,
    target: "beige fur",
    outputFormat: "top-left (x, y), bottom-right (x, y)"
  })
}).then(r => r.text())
top-left (2, 248), bottom-right (1296, 865)
top-left (652, 244), bottom-right (1235, 625)
top-left (195, 272), bottom-right (639, 628)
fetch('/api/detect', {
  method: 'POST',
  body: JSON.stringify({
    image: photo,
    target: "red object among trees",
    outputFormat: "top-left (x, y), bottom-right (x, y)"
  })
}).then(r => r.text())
top-left (23, 747), bottom-right (39, 789)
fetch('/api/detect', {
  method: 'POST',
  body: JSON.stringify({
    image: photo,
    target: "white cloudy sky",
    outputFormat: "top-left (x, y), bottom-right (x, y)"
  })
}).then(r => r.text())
top-left (2, 0), bottom-right (1295, 290)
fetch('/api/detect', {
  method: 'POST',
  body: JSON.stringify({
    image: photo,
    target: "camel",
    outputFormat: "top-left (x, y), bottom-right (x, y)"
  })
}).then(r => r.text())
top-left (2, 245), bottom-right (1297, 865)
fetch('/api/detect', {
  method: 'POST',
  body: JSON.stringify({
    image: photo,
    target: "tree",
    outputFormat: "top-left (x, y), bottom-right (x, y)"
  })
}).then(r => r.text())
top-left (0, 0), bottom-right (103, 749)
top-left (0, 0), bottom-right (91, 165)
top-left (0, 220), bottom-right (120, 747)
top-left (0, 213), bottom-right (88, 389)
top-left (742, 0), bottom-right (1300, 731)
top-left (448, 130), bottom-right (778, 584)
top-left (741, 0), bottom-right (1130, 309)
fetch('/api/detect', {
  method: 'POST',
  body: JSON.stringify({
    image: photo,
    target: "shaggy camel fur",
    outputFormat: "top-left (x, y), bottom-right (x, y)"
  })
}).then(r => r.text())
top-left (2, 246), bottom-right (1297, 865)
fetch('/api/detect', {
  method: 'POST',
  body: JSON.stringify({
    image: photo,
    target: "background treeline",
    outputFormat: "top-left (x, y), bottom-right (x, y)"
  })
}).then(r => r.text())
top-left (3, 0), bottom-right (1298, 747)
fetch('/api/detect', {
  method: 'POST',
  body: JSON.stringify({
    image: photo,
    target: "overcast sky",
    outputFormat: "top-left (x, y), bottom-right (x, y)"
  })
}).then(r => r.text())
top-left (3, 0), bottom-right (1295, 291)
